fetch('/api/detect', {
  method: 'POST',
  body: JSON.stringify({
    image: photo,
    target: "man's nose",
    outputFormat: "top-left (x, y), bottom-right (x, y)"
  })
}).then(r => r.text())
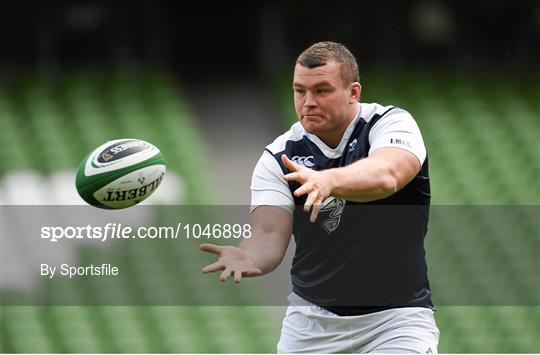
top-left (303, 92), bottom-right (317, 107)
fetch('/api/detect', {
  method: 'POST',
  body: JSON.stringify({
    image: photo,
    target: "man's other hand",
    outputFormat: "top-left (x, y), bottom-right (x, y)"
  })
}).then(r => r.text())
top-left (200, 243), bottom-right (263, 283)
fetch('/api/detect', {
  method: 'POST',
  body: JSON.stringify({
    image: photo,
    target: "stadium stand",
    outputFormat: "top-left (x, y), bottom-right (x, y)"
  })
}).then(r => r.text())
top-left (0, 71), bottom-right (282, 353)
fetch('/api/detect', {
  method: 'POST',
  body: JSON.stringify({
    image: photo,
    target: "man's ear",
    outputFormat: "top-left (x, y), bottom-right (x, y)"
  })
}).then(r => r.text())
top-left (350, 82), bottom-right (362, 103)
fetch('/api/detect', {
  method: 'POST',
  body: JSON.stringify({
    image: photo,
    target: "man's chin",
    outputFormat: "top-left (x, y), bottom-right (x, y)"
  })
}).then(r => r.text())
top-left (301, 124), bottom-right (319, 135)
top-left (300, 120), bottom-right (323, 134)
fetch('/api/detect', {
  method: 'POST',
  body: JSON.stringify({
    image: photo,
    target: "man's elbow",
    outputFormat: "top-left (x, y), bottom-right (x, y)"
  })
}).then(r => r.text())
top-left (379, 162), bottom-right (418, 197)
top-left (380, 174), bottom-right (399, 196)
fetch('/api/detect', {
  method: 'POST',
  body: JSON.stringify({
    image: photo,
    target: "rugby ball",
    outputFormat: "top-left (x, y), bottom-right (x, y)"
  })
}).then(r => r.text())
top-left (76, 138), bottom-right (166, 209)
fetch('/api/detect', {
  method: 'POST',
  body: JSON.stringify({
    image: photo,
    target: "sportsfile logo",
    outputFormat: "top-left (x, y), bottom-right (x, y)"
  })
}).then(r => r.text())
top-left (41, 222), bottom-right (179, 243)
top-left (292, 155), bottom-right (315, 168)
top-left (41, 222), bottom-right (251, 243)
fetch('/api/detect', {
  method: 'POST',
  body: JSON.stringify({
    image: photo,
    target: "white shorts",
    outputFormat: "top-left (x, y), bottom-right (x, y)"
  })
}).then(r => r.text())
top-left (277, 293), bottom-right (439, 354)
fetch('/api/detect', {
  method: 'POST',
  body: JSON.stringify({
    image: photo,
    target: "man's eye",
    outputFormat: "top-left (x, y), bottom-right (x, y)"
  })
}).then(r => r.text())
top-left (295, 89), bottom-right (305, 95)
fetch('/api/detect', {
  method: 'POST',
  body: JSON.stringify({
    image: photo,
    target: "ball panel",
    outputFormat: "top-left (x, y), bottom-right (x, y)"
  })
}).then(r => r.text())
top-left (96, 139), bottom-right (149, 163)
top-left (93, 164), bottom-right (166, 209)
top-left (84, 138), bottom-right (161, 177)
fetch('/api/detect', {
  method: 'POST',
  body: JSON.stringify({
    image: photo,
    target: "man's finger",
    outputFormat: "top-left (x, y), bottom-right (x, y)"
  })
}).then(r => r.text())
top-left (294, 182), bottom-right (313, 198)
top-left (234, 270), bottom-right (242, 284)
top-left (281, 154), bottom-right (302, 172)
top-left (200, 243), bottom-right (222, 256)
top-left (202, 261), bottom-right (225, 274)
top-left (220, 268), bottom-right (232, 281)
top-left (284, 172), bottom-right (303, 183)
top-left (310, 202), bottom-right (322, 223)
top-left (304, 190), bottom-right (318, 213)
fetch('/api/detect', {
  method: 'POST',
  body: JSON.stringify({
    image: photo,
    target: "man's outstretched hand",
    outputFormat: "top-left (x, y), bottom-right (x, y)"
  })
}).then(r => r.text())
top-left (200, 243), bottom-right (263, 283)
top-left (282, 154), bottom-right (334, 223)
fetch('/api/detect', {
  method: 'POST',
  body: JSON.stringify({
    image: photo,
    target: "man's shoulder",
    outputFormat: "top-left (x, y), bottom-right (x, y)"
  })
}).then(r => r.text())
top-left (266, 122), bottom-right (306, 155)
top-left (361, 102), bottom-right (413, 123)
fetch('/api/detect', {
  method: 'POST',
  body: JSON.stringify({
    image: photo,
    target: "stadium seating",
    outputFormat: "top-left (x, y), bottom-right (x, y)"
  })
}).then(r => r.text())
top-left (0, 71), bottom-right (282, 353)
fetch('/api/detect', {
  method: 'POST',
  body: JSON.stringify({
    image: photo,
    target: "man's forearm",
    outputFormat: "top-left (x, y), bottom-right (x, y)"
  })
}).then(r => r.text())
top-left (327, 158), bottom-right (399, 202)
top-left (244, 206), bottom-right (293, 274)
top-left (327, 148), bottom-right (420, 202)
top-left (239, 235), bottom-right (288, 274)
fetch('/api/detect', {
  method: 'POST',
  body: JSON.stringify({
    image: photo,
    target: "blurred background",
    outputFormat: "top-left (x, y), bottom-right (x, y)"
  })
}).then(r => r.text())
top-left (1, 0), bottom-right (539, 353)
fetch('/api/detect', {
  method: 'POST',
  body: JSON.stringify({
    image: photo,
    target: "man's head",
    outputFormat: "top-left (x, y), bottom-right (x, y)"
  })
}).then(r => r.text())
top-left (296, 41), bottom-right (360, 86)
top-left (293, 42), bottom-right (362, 148)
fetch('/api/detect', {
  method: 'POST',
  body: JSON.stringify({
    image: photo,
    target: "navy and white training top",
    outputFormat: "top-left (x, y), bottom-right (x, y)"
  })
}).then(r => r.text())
top-left (251, 102), bottom-right (434, 316)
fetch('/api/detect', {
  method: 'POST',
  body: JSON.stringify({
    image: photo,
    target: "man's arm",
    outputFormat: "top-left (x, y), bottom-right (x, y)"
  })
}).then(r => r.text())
top-left (324, 147), bottom-right (420, 201)
top-left (282, 147), bottom-right (420, 222)
top-left (200, 205), bottom-right (292, 283)
top-left (242, 205), bottom-right (293, 273)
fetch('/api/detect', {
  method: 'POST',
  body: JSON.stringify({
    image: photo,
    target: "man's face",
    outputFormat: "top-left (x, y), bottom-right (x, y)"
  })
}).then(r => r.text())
top-left (293, 61), bottom-right (357, 140)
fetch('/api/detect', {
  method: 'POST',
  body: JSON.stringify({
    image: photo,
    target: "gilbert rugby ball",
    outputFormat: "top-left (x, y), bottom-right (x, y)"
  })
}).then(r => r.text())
top-left (76, 138), bottom-right (166, 209)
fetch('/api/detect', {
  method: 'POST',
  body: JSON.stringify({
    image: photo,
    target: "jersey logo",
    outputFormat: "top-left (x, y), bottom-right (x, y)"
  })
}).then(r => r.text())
top-left (292, 155), bottom-right (315, 168)
top-left (348, 138), bottom-right (358, 152)
top-left (319, 196), bottom-right (346, 234)
top-left (390, 137), bottom-right (412, 148)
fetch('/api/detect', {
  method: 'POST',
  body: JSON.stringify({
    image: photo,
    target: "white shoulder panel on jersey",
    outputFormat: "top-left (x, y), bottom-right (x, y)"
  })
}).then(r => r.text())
top-left (250, 150), bottom-right (294, 214)
top-left (367, 106), bottom-right (427, 165)
top-left (360, 102), bottom-right (394, 123)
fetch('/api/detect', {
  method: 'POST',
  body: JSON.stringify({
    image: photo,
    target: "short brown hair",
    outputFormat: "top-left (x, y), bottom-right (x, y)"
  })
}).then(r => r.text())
top-left (296, 41), bottom-right (360, 86)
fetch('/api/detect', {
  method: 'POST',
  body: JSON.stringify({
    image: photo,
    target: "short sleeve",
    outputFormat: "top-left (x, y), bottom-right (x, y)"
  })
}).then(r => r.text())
top-left (250, 150), bottom-right (294, 214)
top-left (368, 109), bottom-right (427, 164)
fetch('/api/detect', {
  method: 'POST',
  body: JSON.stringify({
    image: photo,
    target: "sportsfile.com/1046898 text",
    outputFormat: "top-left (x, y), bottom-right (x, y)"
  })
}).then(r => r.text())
top-left (40, 223), bottom-right (252, 243)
